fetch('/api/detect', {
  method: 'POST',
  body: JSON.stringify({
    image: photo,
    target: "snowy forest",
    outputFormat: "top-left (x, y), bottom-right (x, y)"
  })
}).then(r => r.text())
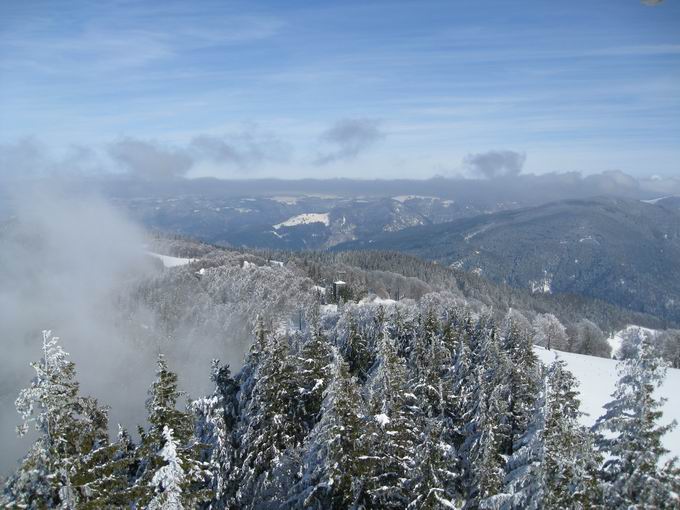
top-left (2, 284), bottom-right (678, 509)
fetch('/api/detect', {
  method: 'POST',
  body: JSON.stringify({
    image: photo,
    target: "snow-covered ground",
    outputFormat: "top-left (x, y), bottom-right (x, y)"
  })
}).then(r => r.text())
top-left (273, 212), bottom-right (330, 229)
top-left (147, 252), bottom-right (196, 268)
top-left (535, 346), bottom-right (680, 459)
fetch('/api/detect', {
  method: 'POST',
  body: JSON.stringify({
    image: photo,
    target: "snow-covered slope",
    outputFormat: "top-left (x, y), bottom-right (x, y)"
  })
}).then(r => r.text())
top-left (147, 252), bottom-right (196, 268)
top-left (535, 346), bottom-right (680, 459)
top-left (273, 212), bottom-right (330, 229)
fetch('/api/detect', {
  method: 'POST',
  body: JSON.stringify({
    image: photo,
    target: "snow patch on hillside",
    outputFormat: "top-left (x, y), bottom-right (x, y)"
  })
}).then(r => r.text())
top-left (273, 213), bottom-right (330, 229)
top-left (463, 223), bottom-right (493, 241)
top-left (534, 346), bottom-right (680, 459)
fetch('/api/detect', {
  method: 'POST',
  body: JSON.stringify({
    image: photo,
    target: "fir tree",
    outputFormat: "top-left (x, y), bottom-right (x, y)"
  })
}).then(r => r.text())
top-left (294, 326), bottom-right (334, 438)
top-left (407, 420), bottom-right (462, 510)
top-left (413, 309), bottom-right (453, 419)
top-left (450, 324), bottom-right (475, 448)
top-left (460, 326), bottom-right (512, 507)
top-left (132, 354), bottom-right (209, 508)
top-left (341, 311), bottom-right (374, 380)
top-left (543, 360), bottom-right (601, 508)
top-left (6, 331), bottom-right (129, 509)
top-left (484, 360), bottom-right (601, 510)
top-left (148, 426), bottom-right (186, 510)
top-left (192, 360), bottom-right (240, 509)
top-left (365, 329), bottom-right (419, 508)
top-left (594, 338), bottom-right (678, 508)
top-left (503, 321), bottom-right (540, 451)
top-left (231, 332), bottom-right (304, 508)
top-left (295, 352), bottom-right (373, 509)
top-left (480, 373), bottom-right (547, 510)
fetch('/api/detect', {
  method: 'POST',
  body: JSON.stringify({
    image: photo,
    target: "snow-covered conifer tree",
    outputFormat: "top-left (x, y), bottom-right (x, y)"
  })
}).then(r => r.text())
top-left (231, 332), bottom-right (303, 508)
top-left (482, 360), bottom-right (601, 510)
top-left (132, 354), bottom-right (209, 508)
top-left (594, 338), bottom-right (678, 508)
top-left (192, 360), bottom-right (239, 509)
top-left (365, 329), bottom-right (419, 508)
top-left (5, 331), bottom-right (128, 508)
top-left (407, 420), bottom-right (462, 509)
top-left (460, 325), bottom-right (512, 507)
top-left (543, 360), bottom-right (601, 508)
top-left (294, 351), bottom-right (372, 509)
top-left (148, 426), bottom-right (185, 510)
top-left (503, 320), bottom-right (540, 450)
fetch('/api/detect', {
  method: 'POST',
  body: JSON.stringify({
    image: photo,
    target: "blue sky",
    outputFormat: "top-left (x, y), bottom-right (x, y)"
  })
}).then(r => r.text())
top-left (1, 0), bottom-right (679, 179)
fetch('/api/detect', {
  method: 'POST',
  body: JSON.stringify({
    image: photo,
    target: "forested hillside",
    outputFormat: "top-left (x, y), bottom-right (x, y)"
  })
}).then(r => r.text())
top-left (3, 300), bottom-right (678, 508)
top-left (336, 197), bottom-right (680, 326)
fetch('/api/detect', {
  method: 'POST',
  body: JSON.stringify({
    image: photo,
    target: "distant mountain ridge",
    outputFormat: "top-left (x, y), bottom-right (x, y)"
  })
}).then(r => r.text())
top-left (119, 193), bottom-right (498, 250)
top-left (335, 196), bottom-right (680, 324)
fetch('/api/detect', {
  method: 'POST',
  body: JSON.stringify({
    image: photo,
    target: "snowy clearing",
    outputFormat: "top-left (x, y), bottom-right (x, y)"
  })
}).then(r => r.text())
top-left (392, 195), bottom-right (438, 203)
top-left (641, 195), bottom-right (678, 205)
top-left (269, 196), bottom-right (299, 205)
top-left (535, 346), bottom-right (680, 459)
top-left (273, 213), bottom-right (330, 229)
top-left (147, 252), bottom-right (196, 268)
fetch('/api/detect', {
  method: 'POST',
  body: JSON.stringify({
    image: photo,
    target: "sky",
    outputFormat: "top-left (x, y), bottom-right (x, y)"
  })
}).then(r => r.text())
top-left (1, 0), bottom-right (679, 180)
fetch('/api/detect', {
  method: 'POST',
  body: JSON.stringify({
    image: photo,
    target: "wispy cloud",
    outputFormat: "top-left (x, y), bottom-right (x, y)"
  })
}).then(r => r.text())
top-left (0, 137), bottom-right (103, 179)
top-left (314, 119), bottom-right (384, 165)
top-left (463, 150), bottom-right (526, 179)
top-left (108, 138), bottom-right (193, 180)
top-left (0, 4), bottom-right (283, 75)
top-left (104, 129), bottom-right (292, 179)
top-left (190, 130), bottom-right (290, 173)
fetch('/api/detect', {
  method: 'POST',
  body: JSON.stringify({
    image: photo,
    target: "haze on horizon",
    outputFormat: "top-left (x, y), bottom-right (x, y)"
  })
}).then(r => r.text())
top-left (1, 0), bottom-right (679, 181)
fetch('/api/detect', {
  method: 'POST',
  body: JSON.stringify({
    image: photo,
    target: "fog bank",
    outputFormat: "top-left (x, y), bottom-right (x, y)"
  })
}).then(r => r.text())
top-left (0, 185), bottom-right (239, 472)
